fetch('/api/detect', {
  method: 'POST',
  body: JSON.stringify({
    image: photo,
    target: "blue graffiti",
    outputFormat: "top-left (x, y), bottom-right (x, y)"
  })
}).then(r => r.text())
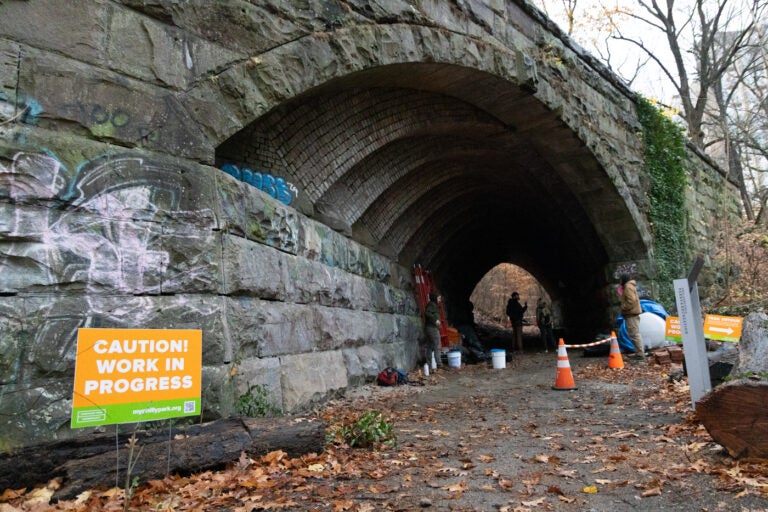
top-left (0, 93), bottom-right (43, 125)
top-left (220, 164), bottom-right (296, 206)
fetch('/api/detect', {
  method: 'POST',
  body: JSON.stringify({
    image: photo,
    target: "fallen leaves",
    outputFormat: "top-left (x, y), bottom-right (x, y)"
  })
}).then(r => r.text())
top-left (477, 453), bottom-right (495, 463)
top-left (4, 360), bottom-right (768, 511)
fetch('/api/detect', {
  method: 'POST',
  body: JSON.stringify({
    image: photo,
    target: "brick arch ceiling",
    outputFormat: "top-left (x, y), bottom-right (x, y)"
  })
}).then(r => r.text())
top-left (216, 63), bottom-right (644, 323)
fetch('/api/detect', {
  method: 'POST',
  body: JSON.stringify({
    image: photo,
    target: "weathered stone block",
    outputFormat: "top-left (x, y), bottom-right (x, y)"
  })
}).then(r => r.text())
top-left (200, 365), bottom-right (237, 420)
top-left (342, 345), bottom-right (385, 386)
top-left (733, 312), bottom-right (768, 376)
top-left (221, 234), bottom-right (286, 300)
top-left (90, 156), bottom-right (221, 230)
top-left (243, 188), bottom-right (299, 255)
top-left (17, 49), bottom-right (211, 161)
top-left (314, 307), bottom-right (378, 351)
top-left (120, 0), bottom-right (314, 55)
top-left (0, 0), bottom-right (107, 64)
top-left (0, 297), bottom-right (27, 384)
top-left (215, 170), bottom-right (249, 237)
top-left (0, 209), bottom-right (169, 294)
top-left (0, 40), bottom-right (20, 100)
top-left (280, 350), bottom-right (348, 412)
top-left (200, 357), bottom-right (281, 420)
top-left (105, 7), bottom-right (241, 91)
top-left (0, 379), bottom-right (74, 450)
top-left (180, 78), bottom-right (254, 144)
top-left (159, 223), bottom-right (222, 295)
top-left (0, 151), bottom-right (69, 203)
top-left (215, 169), bottom-right (299, 254)
top-left (107, 7), bottom-right (188, 89)
top-left (283, 257), bottom-right (351, 308)
top-left (232, 356), bottom-right (283, 414)
top-left (226, 297), bottom-right (316, 358)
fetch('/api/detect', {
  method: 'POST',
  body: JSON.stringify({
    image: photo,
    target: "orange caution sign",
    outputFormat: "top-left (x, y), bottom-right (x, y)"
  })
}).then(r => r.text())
top-left (665, 316), bottom-right (682, 343)
top-left (72, 328), bottom-right (202, 428)
top-left (703, 314), bottom-right (742, 343)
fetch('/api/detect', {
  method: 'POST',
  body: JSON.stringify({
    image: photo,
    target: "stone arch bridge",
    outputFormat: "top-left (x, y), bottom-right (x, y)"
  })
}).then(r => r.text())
top-left (0, 0), bottom-right (738, 446)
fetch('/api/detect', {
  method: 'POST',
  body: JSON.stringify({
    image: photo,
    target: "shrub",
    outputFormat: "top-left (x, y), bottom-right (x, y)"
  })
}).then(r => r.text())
top-left (330, 411), bottom-right (396, 449)
top-left (235, 383), bottom-right (282, 418)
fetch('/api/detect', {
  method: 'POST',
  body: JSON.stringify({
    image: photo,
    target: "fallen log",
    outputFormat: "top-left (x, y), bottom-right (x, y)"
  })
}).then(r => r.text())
top-left (0, 416), bottom-right (326, 500)
top-left (696, 379), bottom-right (768, 458)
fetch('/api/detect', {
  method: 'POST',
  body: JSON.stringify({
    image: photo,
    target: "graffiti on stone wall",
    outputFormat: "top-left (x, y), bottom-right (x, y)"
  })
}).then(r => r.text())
top-left (613, 263), bottom-right (650, 298)
top-left (0, 93), bottom-right (42, 125)
top-left (219, 164), bottom-right (297, 206)
top-left (1, 151), bottom-right (219, 362)
top-left (2, 152), bottom-right (217, 293)
top-left (613, 263), bottom-right (638, 279)
top-left (0, 151), bottom-right (227, 435)
top-left (59, 101), bottom-right (142, 142)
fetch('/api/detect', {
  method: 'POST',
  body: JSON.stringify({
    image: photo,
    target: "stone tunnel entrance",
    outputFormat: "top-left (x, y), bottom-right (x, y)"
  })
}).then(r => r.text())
top-left (1, 0), bottom-right (740, 447)
top-left (215, 63), bottom-right (644, 341)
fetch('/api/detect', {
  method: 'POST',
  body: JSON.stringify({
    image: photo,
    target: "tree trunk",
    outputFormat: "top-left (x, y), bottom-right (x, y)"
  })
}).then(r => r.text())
top-left (0, 416), bottom-right (326, 500)
top-left (696, 379), bottom-right (768, 458)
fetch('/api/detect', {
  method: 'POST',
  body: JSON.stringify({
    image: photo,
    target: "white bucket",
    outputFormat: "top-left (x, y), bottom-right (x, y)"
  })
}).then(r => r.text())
top-left (491, 349), bottom-right (506, 369)
top-left (447, 350), bottom-right (461, 368)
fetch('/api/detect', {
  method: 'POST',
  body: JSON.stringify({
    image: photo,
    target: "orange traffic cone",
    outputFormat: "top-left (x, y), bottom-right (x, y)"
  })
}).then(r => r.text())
top-left (608, 332), bottom-right (624, 369)
top-left (552, 338), bottom-right (577, 390)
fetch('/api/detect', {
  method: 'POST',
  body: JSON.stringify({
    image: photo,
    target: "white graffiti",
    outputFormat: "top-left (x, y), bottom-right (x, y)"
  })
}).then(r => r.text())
top-left (2, 153), bottom-right (217, 295)
top-left (1, 152), bottom-right (219, 368)
top-left (0, 152), bottom-right (66, 200)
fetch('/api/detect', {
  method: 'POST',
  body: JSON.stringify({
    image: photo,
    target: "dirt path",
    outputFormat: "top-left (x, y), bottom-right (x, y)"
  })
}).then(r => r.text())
top-left (319, 349), bottom-right (768, 511)
top-left (12, 340), bottom-right (768, 511)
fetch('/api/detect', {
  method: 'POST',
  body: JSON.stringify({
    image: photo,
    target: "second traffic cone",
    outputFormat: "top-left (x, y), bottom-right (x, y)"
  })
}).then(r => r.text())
top-left (552, 338), bottom-right (577, 390)
top-left (608, 332), bottom-right (624, 369)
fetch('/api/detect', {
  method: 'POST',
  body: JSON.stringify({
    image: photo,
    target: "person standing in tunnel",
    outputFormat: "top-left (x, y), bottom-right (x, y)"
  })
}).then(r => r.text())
top-left (536, 298), bottom-right (556, 353)
top-left (506, 292), bottom-right (527, 352)
top-left (619, 273), bottom-right (645, 361)
top-left (424, 293), bottom-right (442, 368)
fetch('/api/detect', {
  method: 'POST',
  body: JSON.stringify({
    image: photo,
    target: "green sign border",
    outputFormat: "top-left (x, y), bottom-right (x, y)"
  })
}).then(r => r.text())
top-left (705, 333), bottom-right (740, 343)
top-left (71, 397), bottom-right (200, 428)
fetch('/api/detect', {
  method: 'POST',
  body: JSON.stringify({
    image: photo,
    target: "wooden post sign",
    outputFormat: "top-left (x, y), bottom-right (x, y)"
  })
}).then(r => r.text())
top-left (71, 328), bottom-right (202, 428)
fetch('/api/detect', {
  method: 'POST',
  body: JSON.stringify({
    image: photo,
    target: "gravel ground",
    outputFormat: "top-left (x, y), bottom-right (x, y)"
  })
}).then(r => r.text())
top-left (320, 342), bottom-right (768, 512)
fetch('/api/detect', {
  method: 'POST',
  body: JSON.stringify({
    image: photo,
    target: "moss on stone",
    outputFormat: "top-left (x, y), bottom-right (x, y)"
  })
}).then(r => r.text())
top-left (636, 97), bottom-right (688, 308)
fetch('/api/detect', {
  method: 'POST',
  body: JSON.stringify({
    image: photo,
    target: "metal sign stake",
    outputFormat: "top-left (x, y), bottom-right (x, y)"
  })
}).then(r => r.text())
top-left (673, 256), bottom-right (711, 408)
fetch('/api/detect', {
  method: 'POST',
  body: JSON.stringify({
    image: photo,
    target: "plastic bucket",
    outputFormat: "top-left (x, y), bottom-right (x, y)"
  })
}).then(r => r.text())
top-left (447, 350), bottom-right (462, 368)
top-left (491, 349), bottom-right (506, 369)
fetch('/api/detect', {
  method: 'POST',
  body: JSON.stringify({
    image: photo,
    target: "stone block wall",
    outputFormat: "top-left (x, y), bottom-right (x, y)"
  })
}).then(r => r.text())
top-left (0, 132), bottom-right (420, 447)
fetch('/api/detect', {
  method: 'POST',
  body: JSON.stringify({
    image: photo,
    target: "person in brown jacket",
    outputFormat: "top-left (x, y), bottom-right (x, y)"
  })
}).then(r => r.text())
top-left (619, 273), bottom-right (645, 361)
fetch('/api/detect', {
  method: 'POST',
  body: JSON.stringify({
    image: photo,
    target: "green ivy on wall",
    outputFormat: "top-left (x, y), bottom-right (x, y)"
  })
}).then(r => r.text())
top-left (636, 97), bottom-right (689, 308)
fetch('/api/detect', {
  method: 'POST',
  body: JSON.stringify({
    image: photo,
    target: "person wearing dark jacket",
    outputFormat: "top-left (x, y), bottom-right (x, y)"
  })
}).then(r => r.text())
top-left (506, 292), bottom-right (527, 352)
top-left (536, 298), bottom-right (556, 353)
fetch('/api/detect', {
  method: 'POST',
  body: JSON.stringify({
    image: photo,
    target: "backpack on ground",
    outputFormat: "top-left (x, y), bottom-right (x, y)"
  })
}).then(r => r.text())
top-left (377, 367), bottom-right (408, 386)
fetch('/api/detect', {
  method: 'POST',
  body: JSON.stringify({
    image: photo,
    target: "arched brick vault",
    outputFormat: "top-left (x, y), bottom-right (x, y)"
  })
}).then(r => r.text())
top-left (201, 26), bottom-right (649, 335)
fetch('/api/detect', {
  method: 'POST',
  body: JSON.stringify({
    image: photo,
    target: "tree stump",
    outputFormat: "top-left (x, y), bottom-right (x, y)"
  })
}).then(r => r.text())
top-left (0, 416), bottom-right (326, 500)
top-left (696, 379), bottom-right (768, 458)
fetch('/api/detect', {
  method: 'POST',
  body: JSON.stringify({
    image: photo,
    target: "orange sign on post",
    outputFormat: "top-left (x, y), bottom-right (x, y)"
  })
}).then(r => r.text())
top-left (72, 328), bottom-right (202, 428)
top-left (665, 316), bottom-right (682, 343)
top-left (703, 315), bottom-right (742, 343)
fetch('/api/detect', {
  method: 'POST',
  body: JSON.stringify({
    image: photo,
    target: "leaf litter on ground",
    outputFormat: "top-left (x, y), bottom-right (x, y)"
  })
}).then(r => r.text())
top-left (2, 358), bottom-right (768, 510)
